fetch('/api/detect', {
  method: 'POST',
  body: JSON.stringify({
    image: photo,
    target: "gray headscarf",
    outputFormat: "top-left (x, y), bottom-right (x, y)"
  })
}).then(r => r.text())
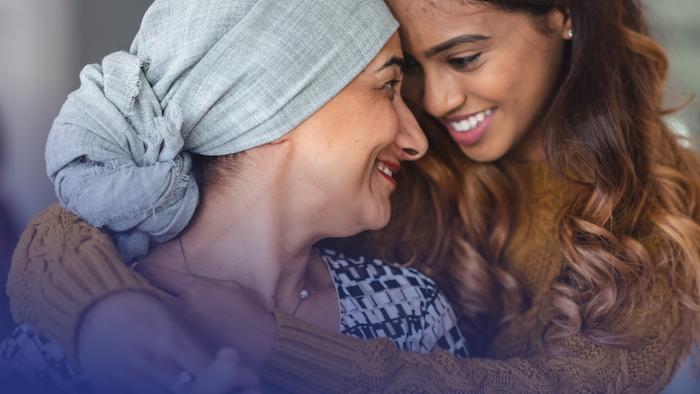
top-left (46, 0), bottom-right (398, 261)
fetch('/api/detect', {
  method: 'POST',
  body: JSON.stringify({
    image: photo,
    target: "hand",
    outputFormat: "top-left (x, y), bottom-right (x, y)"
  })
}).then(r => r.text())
top-left (137, 265), bottom-right (277, 370)
top-left (77, 291), bottom-right (261, 393)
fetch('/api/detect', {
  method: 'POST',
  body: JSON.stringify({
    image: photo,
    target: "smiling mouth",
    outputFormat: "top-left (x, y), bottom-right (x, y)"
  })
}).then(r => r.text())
top-left (441, 107), bottom-right (498, 147)
top-left (447, 108), bottom-right (496, 133)
top-left (375, 160), bottom-right (400, 187)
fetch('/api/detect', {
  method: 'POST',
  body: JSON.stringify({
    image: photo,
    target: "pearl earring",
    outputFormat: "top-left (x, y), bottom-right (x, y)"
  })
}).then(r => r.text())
top-left (566, 29), bottom-right (574, 39)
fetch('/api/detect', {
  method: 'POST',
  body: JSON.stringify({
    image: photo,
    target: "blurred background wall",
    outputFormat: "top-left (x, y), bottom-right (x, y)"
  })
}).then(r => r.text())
top-left (0, 0), bottom-right (151, 341)
top-left (0, 0), bottom-right (698, 391)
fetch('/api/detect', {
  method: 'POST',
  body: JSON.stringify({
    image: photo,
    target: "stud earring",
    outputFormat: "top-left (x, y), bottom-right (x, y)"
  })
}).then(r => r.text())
top-left (566, 29), bottom-right (574, 39)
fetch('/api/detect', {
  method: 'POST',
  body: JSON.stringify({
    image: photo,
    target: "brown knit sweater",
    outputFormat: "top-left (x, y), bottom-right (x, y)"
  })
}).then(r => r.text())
top-left (6, 163), bottom-right (693, 393)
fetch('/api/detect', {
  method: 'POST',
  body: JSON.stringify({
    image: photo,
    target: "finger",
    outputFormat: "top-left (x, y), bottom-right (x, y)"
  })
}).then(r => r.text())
top-left (114, 345), bottom-right (190, 394)
top-left (137, 264), bottom-right (194, 296)
top-left (210, 348), bottom-right (261, 390)
top-left (139, 351), bottom-right (196, 394)
top-left (157, 292), bottom-right (183, 311)
top-left (150, 367), bottom-right (195, 394)
top-left (140, 263), bottom-right (243, 291)
top-left (182, 348), bottom-right (241, 394)
top-left (173, 333), bottom-right (215, 376)
top-left (198, 277), bottom-right (245, 290)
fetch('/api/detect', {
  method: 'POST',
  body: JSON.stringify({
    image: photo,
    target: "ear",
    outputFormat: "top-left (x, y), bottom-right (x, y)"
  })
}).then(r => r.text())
top-left (548, 7), bottom-right (573, 40)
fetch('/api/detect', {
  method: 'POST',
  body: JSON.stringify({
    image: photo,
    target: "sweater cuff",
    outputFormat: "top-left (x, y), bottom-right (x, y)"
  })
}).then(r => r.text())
top-left (261, 310), bottom-right (360, 393)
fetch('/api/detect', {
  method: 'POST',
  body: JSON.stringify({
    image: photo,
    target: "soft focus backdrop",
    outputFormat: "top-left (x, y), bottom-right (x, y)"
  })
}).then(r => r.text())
top-left (0, 0), bottom-right (698, 391)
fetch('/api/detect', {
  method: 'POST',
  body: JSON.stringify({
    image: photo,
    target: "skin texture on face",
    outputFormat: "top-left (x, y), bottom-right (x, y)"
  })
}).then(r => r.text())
top-left (387, 0), bottom-right (571, 162)
top-left (281, 33), bottom-right (428, 236)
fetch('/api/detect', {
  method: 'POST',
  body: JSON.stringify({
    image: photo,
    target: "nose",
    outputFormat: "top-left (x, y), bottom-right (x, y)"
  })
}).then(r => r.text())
top-left (422, 68), bottom-right (465, 118)
top-left (393, 95), bottom-right (428, 161)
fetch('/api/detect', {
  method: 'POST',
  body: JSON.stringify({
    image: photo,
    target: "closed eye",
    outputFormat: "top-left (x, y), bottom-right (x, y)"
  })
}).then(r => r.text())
top-left (384, 79), bottom-right (401, 100)
top-left (448, 53), bottom-right (482, 70)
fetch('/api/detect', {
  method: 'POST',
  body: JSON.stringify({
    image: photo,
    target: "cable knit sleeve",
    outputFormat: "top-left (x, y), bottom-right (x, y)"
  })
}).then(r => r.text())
top-left (5, 204), bottom-right (157, 360)
top-left (261, 307), bottom-right (691, 393)
top-left (5, 205), bottom-right (693, 392)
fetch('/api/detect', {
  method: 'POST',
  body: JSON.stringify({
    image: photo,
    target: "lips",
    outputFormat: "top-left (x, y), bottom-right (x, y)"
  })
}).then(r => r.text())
top-left (441, 107), bottom-right (497, 146)
top-left (375, 159), bottom-right (400, 187)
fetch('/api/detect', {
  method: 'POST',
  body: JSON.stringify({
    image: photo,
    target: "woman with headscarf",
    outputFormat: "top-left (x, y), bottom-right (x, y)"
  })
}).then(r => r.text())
top-left (0, 0), bottom-right (468, 393)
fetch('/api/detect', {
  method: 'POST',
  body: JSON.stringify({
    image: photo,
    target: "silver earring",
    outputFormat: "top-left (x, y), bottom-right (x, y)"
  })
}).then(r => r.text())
top-left (566, 29), bottom-right (574, 39)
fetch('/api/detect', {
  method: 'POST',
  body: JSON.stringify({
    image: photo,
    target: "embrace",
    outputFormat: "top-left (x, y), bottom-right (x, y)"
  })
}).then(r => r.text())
top-left (2, 0), bottom-right (700, 393)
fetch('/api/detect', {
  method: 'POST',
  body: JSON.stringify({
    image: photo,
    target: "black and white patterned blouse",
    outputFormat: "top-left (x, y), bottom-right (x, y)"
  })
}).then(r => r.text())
top-left (0, 249), bottom-right (468, 392)
top-left (322, 249), bottom-right (467, 356)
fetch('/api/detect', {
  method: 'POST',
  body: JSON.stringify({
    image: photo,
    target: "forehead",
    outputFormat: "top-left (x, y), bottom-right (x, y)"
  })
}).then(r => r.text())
top-left (381, 33), bottom-right (404, 54)
top-left (366, 33), bottom-right (404, 69)
top-left (387, 0), bottom-right (505, 53)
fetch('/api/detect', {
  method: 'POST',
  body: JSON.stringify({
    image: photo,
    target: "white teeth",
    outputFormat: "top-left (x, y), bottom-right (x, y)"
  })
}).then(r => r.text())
top-left (450, 108), bottom-right (494, 133)
top-left (376, 161), bottom-right (392, 177)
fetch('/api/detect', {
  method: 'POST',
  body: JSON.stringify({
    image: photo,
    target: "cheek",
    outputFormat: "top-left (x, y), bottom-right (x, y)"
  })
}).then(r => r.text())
top-left (472, 51), bottom-right (552, 131)
top-left (501, 40), bottom-right (564, 113)
top-left (363, 98), bottom-right (402, 146)
top-left (473, 55), bottom-right (525, 104)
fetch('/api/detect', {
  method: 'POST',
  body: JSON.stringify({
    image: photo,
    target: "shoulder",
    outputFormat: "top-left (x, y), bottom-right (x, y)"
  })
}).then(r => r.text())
top-left (7, 204), bottom-right (123, 328)
top-left (13, 204), bottom-right (119, 262)
top-left (32, 203), bottom-right (105, 236)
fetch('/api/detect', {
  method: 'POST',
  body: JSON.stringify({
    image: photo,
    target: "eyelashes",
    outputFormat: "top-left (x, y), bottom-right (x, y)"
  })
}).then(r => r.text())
top-left (402, 52), bottom-right (483, 73)
top-left (447, 53), bottom-right (482, 69)
top-left (384, 79), bottom-right (401, 100)
top-left (385, 79), bottom-right (401, 89)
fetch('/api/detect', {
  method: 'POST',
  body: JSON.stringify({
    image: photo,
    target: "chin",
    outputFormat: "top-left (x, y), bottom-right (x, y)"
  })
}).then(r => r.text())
top-left (361, 207), bottom-right (392, 231)
top-left (459, 144), bottom-right (510, 163)
top-left (331, 207), bottom-right (391, 238)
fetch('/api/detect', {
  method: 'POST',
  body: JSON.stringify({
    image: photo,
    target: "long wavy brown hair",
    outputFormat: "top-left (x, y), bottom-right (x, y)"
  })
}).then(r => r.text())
top-left (339, 0), bottom-right (700, 355)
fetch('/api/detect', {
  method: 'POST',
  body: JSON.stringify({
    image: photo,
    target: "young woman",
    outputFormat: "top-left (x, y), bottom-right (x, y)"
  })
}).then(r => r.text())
top-left (0, 0), bottom-right (469, 393)
top-left (7, 0), bottom-right (700, 392)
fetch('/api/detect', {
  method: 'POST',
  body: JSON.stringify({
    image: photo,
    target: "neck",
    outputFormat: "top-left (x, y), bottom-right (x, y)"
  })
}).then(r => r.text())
top-left (184, 199), bottom-right (316, 310)
top-left (146, 154), bottom-right (324, 312)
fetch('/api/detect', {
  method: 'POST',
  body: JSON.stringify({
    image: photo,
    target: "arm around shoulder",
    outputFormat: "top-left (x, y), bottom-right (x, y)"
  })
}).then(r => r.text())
top-left (6, 204), bottom-right (157, 359)
top-left (261, 308), bottom-right (691, 393)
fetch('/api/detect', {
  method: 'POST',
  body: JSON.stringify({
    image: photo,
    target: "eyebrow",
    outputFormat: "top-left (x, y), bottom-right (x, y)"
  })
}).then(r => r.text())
top-left (424, 34), bottom-right (490, 58)
top-left (377, 56), bottom-right (405, 72)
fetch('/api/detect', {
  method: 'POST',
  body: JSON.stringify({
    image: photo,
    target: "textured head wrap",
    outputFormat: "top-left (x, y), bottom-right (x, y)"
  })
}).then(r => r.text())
top-left (46, 0), bottom-right (398, 260)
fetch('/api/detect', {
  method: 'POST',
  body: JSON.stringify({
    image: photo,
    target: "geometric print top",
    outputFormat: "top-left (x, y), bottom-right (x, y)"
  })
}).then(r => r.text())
top-left (321, 249), bottom-right (468, 357)
top-left (0, 249), bottom-right (468, 393)
top-left (0, 326), bottom-right (91, 393)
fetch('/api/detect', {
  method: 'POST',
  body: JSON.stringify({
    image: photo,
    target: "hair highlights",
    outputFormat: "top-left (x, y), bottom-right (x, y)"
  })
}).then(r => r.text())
top-left (367, 0), bottom-right (700, 353)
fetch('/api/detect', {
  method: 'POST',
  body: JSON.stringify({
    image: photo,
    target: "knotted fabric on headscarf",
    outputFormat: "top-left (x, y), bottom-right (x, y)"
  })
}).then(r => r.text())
top-left (45, 0), bottom-right (398, 261)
